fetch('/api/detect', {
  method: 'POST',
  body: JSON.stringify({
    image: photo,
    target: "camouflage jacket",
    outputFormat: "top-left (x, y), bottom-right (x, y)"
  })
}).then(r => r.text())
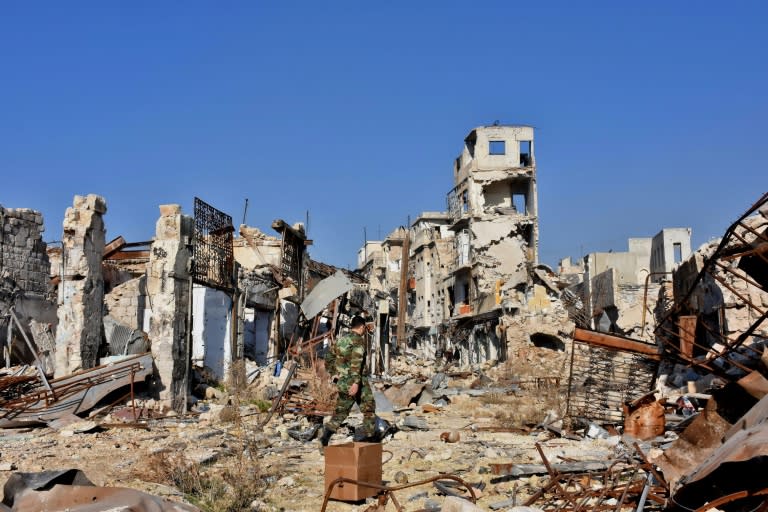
top-left (325, 331), bottom-right (366, 389)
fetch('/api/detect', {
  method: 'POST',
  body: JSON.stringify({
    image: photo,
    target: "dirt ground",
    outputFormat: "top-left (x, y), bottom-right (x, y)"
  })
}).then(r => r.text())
top-left (0, 370), bottom-right (623, 512)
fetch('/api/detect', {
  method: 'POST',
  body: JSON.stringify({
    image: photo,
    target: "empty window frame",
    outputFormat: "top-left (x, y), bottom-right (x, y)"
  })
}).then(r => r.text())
top-left (489, 140), bottom-right (506, 155)
top-left (512, 193), bottom-right (527, 214)
top-left (519, 140), bottom-right (532, 166)
top-left (673, 242), bottom-right (682, 263)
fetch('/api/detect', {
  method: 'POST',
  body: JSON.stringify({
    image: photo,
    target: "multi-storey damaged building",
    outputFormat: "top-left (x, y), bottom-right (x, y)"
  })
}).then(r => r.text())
top-left (444, 124), bottom-right (538, 318)
top-left (357, 124), bottom-right (552, 368)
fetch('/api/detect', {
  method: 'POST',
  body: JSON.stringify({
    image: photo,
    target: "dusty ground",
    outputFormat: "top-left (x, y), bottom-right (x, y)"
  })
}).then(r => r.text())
top-left (0, 370), bottom-right (616, 511)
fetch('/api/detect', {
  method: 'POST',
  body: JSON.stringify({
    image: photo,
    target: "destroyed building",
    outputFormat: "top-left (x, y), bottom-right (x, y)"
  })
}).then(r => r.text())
top-left (564, 228), bottom-right (694, 340)
top-left (355, 125), bottom-right (571, 371)
top-left (0, 205), bottom-right (56, 369)
top-left (0, 193), bottom-right (332, 417)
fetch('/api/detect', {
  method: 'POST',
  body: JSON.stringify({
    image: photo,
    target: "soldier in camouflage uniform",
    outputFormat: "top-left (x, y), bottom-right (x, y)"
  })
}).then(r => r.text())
top-left (319, 315), bottom-right (376, 450)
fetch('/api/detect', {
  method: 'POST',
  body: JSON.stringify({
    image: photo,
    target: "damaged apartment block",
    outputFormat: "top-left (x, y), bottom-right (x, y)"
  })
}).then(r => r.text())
top-left (355, 124), bottom-right (572, 374)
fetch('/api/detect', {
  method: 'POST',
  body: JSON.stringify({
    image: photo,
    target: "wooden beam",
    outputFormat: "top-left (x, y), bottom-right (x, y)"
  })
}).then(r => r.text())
top-left (105, 250), bottom-right (150, 261)
top-left (103, 236), bottom-right (126, 259)
top-left (573, 327), bottom-right (662, 358)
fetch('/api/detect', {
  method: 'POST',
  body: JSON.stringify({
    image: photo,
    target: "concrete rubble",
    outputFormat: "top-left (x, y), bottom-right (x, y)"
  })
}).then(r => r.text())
top-left (0, 134), bottom-right (766, 510)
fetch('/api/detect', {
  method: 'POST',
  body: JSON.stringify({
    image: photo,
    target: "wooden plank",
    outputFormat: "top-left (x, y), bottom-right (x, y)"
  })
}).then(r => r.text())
top-left (678, 316), bottom-right (697, 359)
top-left (102, 236), bottom-right (126, 258)
top-left (105, 250), bottom-right (150, 261)
top-left (573, 328), bottom-right (661, 358)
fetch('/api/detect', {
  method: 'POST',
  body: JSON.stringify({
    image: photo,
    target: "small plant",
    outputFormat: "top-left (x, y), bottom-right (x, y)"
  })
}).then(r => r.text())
top-left (140, 450), bottom-right (269, 512)
top-left (253, 399), bottom-right (272, 413)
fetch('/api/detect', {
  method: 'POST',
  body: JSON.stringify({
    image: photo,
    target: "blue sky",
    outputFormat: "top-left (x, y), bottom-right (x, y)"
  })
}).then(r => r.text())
top-left (1, 2), bottom-right (766, 269)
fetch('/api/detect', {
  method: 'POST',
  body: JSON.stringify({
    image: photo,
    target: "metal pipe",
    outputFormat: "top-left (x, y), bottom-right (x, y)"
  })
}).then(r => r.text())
top-left (321, 473), bottom-right (476, 512)
top-left (641, 271), bottom-right (673, 335)
top-left (635, 473), bottom-right (652, 512)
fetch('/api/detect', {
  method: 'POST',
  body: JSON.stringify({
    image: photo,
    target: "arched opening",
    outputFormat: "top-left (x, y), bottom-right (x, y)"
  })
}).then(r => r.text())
top-left (530, 332), bottom-right (565, 351)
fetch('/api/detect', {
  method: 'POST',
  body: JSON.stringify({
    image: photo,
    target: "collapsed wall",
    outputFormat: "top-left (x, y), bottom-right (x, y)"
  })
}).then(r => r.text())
top-left (105, 276), bottom-right (147, 331)
top-left (470, 217), bottom-right (529, 306)
top-left (0, 205), bottom-right (57, 369)
top-left (54, 195), bottom-right (107, 376)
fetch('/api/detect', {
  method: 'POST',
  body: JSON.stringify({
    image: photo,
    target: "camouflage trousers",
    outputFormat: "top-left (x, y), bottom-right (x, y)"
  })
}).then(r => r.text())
top-left (326, 377), bottom-right (376, 435)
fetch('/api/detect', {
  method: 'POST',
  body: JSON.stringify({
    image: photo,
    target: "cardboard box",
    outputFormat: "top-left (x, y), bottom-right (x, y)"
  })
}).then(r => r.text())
top-left (324, 442), bottom-right (382, 501)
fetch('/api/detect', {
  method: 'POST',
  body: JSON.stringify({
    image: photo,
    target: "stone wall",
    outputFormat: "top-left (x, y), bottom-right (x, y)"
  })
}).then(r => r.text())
top-left (54, 195), bottom-right (107, 376)
top-left (105, 276), bottom-right (147, 331)
top-left (0, 206), bottom-right (50, 296)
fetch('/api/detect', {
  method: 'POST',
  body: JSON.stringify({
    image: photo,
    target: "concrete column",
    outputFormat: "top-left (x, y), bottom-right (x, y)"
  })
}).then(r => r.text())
top-left (147, 204), bottom-right (193, 412)
top-left (54, 194), bottom-right (107, 377)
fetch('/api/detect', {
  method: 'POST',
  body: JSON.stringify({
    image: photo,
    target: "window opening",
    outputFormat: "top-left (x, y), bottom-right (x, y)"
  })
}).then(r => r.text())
top-left (512, 194), bottom-right (526, 214)
top-left (520, 140), bottom-right (532, 166)
top-left (489, 140), bottom-right (506, 155)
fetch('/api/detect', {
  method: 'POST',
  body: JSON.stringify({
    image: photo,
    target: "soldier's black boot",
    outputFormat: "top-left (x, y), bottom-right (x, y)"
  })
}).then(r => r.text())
top-left (318, 427), bottom-right (334, 454)
top-left (353, 427), bottom-right (372, 442)
top-left (301, 423), bottom-right (321, 442)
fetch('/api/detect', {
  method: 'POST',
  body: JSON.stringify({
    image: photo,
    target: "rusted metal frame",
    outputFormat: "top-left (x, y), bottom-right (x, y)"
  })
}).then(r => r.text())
top-left (711, 271), bottom-right (767, 317)
top-left (582, 468), bottom-right (621, 512)
top-left (730, 220), bottom-right (768, 267)
top-left (535, 443), bottom-right (581, 509)
top-left (736, 213), bottom-right (768, 243)
top-left (320, 474), bottom-right (477, 512)
top-left (388, 491), bottom-right (404, 512)
top-left (287, 332), bottom-right (331, 357)
top-left (257, 360), bottom-right (297, 427)
top-left (572, 328), bottom-right (661, 357)
top-left (655, 192), bottom-right (768, 345)
top-left (714, 260), bottom-right (767, 293)
top-left (310, 315), bottom-right (321, 339)
top-left (130, 366), bottom-right (137, 421)
top-left (691, 308), bottom-right (768, 371)
top-left (720, 242), bottom-right (768, 262)
top-left (565, 474), bottom-right (599, 512)
top-left (1, 360), bottom-right (145, 411)
top-left (655, 322), bottom-right (737, 369)
top-left (632, 442), bottom-right (668, 492)
top-left (10, 309), bottom-right (53, 398)
top-left (690, 486), bottom-right (768, 512)
top-left (612, 467), bottom-right (639, 512)
top-left (0, 360), bottom-right (146, 420)
top-left (523, 478), bottom-right (561, 506)
top-left (544, 475), bottom-right (581, 511)
top-left (696, 316), bottom-right (763, 360)
top-left (564, 335), bottom-right (578, 419)
top-left (756, 497), bottom-right (768, 512)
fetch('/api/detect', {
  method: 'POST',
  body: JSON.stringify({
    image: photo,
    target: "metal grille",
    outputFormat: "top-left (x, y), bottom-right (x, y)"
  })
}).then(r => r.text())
top-left (280, 228), bottom-right (303, 286)
top-left (446, 186), bottom-right (462, 220)
top-left (193, 197), bottom-right (234, 291)
top-left (566, 340), bottom-right (658, 424)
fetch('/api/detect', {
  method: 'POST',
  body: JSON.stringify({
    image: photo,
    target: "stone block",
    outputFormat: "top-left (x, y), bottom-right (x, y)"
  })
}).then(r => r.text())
top-left (159, 204), bottom-right (181, 216)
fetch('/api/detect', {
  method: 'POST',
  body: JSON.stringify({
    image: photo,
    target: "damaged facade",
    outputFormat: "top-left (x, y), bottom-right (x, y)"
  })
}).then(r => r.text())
top-left (359, 125), bottom-right (574, 373)
top-left (0, 192), bottom-right (334, 416)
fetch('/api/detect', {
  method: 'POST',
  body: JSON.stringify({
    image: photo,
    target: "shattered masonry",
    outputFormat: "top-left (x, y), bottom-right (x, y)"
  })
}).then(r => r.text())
top-left (53, 194), bottom-right (107, 377)
top-left (0, 206), bottom-right (49, 297)
top-left (147, 204), bottom-right (194, 412)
